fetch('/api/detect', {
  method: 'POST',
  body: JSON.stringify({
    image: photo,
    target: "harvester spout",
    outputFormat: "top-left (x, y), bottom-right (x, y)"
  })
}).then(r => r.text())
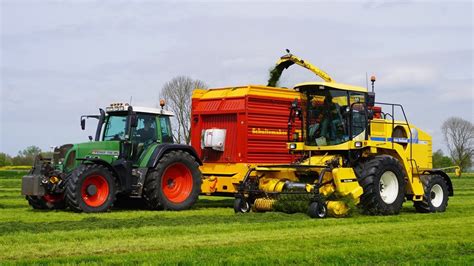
top-left (267, 52), bottom-right (334, 87)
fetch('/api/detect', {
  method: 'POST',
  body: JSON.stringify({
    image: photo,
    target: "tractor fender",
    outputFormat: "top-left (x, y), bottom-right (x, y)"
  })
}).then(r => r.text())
top-left (424, 170), bottom-right (454, 196)
top-left (79, 158), bottom-right (131, 192)
top-left (147, 144), bottom-right (202, 168)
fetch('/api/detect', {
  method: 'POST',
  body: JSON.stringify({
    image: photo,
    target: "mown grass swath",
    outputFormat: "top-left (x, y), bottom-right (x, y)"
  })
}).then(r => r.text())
top-left (0, 170), bottom-right (473, 264)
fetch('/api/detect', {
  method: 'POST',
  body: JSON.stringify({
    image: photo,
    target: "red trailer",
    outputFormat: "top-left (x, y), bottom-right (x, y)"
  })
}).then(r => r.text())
top-left (191, 85), bottom-right (302, 195)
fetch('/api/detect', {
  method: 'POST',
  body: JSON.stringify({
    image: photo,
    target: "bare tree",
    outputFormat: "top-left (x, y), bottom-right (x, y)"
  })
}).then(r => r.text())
top-left (160, 76), bottom-right (207, 144)
top-left (442, 117), bottom-right (474, 173)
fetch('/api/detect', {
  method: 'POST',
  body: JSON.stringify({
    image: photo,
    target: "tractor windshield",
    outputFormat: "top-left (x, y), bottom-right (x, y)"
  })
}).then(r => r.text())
top-left (103, 114), bottom-right (127, 141)
top-left (307, 89), bottom-right (366, 146)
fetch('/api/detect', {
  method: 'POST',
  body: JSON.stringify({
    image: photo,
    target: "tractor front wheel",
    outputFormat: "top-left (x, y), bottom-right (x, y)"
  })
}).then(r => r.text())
top-left (414, 175), bottom-right (449, 213)
top-left (65, 164), bottom-right (116, 212)
top-left (356, 155), bottom-right (406, 215)
top-left (143, 150), bottom-right (201, 211)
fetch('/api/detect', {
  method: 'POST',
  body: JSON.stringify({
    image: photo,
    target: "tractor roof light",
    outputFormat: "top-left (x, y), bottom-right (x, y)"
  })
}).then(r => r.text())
top-left (106, 102), bottom-right (127, 112)
top-left (160, 99), bottom-right (166, 109)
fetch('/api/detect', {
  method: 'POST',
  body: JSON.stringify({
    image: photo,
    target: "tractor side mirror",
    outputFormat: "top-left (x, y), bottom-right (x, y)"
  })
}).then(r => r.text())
top-left (127, 106), bottom-right (138, 128)
top-left (130, 114), bottom-right (138, 128)
top-left (81, 118), bottom-right (86, 130)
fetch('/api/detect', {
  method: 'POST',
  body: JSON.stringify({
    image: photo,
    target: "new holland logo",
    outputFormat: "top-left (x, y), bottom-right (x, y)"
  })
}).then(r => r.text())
top-left (91, 150), bottom-right (119, 156)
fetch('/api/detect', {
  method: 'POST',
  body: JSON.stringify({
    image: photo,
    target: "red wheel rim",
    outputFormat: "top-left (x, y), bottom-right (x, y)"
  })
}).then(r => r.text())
top-left (43, 193), bottom-right (63, 203)
top-left (162, 163), bottom-right (193, 203)
top-left (81, 174), bottom-right (109, 207)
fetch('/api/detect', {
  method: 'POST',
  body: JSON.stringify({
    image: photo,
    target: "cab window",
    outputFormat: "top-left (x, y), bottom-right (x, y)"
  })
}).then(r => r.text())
top-left (103, 115), bottom-right (127, 141)
top-left (132, 114), bottom-right (157, 143)
top-left (160, 116), bottom-right (173, 143)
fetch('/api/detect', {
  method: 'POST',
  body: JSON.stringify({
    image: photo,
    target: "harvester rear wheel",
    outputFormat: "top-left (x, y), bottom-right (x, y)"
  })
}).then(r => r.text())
top-left (65, 164), bottom-right (116, 213)
top-left (234, 197), bottom-right (251, 213)
top-left (143, 150), bottom-right (201, 211)
top-left (356, 155), bottom-right (406, 215)
top-left (414, 175), bottom-right (448, 213)
top-left (307, 201), bottom-right (327, 218)
top-left (26, 194), bottom-right (65, 210)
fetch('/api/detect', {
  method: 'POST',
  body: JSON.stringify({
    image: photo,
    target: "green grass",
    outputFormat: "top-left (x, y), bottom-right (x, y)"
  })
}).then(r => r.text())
top-left (0, 171), bottom-right (473, 265)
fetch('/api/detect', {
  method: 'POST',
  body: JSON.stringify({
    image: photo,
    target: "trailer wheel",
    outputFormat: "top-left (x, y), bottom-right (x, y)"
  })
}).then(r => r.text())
top-left (414, 175), bottom-right (449, 213)
top-left (307, 201), bottom-right (327, 218)
top-left (234, 197), bottom-right (251, 213)
top-left (65, 164), bottom-right (116, 213)
top-left (26, 194), bottom-right (65, 210)
top-left (356, 155), bottom-right (406, 215)
top-left (143, 150), bottom-right (201, 211)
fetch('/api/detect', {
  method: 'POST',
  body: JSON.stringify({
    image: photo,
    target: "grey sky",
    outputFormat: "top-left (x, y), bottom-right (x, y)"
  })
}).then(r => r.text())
top-left (1, 0), bottom-right (473, 155)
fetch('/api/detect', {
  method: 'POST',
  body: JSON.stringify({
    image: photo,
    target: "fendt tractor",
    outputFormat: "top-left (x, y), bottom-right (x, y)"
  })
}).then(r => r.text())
top-left (192, 52), bottom-right (457, 218)
top-left (22, 102), bottom-right (202, 212)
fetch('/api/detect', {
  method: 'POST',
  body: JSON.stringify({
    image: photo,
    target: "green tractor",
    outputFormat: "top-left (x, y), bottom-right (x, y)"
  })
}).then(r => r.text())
top-left (22, 102), bottom-right (202, 212)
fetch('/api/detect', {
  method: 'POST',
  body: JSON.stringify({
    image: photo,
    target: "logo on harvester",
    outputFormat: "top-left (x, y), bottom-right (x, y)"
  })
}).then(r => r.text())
top-left (251, 128), bottom-right (302, 136)
top-left (341, 178), bottom-right (358, 183)
top-left (91, 150), bottom-right (120, 156)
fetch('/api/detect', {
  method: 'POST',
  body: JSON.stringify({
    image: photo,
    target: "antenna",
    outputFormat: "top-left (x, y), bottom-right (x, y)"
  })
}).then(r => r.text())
top-left (129, 96), bottom-right (133, 105)
top-left (365, 72), bottom-right (369, 90)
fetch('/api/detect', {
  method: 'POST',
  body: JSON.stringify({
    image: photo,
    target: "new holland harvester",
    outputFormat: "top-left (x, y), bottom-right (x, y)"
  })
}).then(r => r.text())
top-left (193, 51), bottom-right (457, 218)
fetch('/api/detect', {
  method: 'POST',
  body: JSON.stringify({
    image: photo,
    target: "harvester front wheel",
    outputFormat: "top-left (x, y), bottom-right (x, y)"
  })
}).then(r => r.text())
top-left (356, 155), bottom-right (406, 215)
top-left (234, 197), bottom-right (251, 213)
top-left (414, 175), bottom-right (448, 213)
top-left (143, 150), bottom-right (201, 211)
top-left (307, 201), bottom-right (327, 218)
top-left (65, 164), bottom-right (116, 213)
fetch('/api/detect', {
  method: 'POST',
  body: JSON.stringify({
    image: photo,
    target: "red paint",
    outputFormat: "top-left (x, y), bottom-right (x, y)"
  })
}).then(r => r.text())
top-left (81, 174), bottom-right (109, 207)
top-left (192, 92), bottom-right (301, 164)
top-left (161, 163), bottom-right (193, 203)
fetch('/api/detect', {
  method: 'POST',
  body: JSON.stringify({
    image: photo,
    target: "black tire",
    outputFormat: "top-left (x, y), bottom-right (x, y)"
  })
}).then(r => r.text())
top-left (414, 175), bottom-right (449, 213)
top-left (307, 201), bottom-right (327, 218)
top-left (356, 155), bottom-right (406, 215)
top-left (143, 150), bottom-right (201, 211)
top-left (26, 195), bottom-right (66, 210)
top-left (234, 197), bottom-right (251, 213)
top-left (65, 164), bottom-right (116, 213)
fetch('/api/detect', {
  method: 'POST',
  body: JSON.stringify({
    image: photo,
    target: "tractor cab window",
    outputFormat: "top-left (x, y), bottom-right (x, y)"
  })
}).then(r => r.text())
top-left (133, 114), bottom-right (157, 144)
top-left (307, 89), bottom-right (349, 146)
top-left (160, 116), bottom-right (173, 143)
top-left (103, 114), bottom-right (127, 141)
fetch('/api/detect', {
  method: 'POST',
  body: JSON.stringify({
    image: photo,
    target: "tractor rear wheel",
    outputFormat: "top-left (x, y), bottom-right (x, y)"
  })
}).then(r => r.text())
top-left (143, 150), bottom-right (201, 211)
top-left (26, 194), bottom-right (65, 210)
top-left (414, 175), bottom-right (448, 213)
top-left (356, 155), bottom-right (406, 215)
top-left (65, 164), bottom-right (116, 212)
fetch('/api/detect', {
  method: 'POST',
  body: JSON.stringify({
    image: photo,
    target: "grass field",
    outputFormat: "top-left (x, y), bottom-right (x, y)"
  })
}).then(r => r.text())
top-left (1, 170), bottom-right (473, 265)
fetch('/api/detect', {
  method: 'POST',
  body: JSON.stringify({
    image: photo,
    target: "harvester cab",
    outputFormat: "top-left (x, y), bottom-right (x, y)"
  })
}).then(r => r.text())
top-left (235, 52), bottom-right (454, 218)
top-left (22, 102), bottom-right (202, 213)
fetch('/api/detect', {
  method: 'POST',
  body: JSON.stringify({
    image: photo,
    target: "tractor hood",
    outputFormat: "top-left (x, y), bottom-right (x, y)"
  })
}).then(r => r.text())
top-left (61, 141), bottom-right (121, 173)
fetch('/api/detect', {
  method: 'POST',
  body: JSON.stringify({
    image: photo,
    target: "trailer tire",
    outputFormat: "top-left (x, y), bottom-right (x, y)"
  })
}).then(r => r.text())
top-left (414, 175), bottom-right (448, 213)
top-left (66, 164), bottom-right (116, 213)
top-left (143, 150), bottom-right (201, 211)
top-left (356, 155), bottom-right (406, 215)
